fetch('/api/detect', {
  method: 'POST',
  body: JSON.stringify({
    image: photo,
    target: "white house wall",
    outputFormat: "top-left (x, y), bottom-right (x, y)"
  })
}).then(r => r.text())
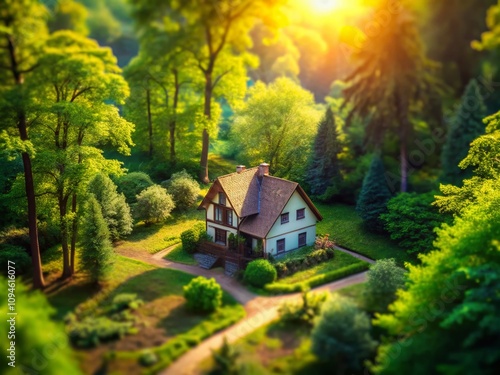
top-left (265, 191), bottom-right (318, 256)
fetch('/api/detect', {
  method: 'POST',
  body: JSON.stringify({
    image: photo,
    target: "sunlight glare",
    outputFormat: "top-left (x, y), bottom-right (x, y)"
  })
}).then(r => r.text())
top-left (310, 0), bottom-right (343, 12)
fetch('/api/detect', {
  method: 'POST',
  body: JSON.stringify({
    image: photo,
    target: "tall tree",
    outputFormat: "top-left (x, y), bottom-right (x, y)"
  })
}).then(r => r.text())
top-left (441, 79), bottom-right (487, 186)
top-left (343, 0), bottom-right (441, 192)
top-left (231, 77), bottom-right (322, 182)
top-left (0, 0), bottom-right (48, 289)
top-left (31, 31), bottom-right (133, 278)
top-left (356, 155), bottom-right (392, 233)
top-left (130, 0), bottom-right (284, 182)
top-left (80, 195), bottom-right (114, 284)
top-left (307, 107), bottom-right (343, 199)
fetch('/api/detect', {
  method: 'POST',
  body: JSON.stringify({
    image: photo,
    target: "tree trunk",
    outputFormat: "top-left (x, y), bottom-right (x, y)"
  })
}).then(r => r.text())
top-left (146, 88), bottom-right (153, 158)
top-left (396, 94), bottom-right (409, 193)
top-left (170, 69), bottom-right (180, 166)
top-left (59, 196), bottom-right (72, 279)
top-left (70, 192), bottom-right (78, 275)
top-left (199, 71), bottom-right (212, 184)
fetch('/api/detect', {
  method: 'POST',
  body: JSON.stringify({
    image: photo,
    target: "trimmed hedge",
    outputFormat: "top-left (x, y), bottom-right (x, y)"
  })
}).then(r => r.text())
top-left (180, 223), bottom-right (210, 254)
top-left (274, 248), bottom-right (335, 278)
top-left (244, 259), bottom-right (277, 288)
top-left (183, 276), bottom-right (223, 313)
top-left (265, 262), bottom-right (370, 294)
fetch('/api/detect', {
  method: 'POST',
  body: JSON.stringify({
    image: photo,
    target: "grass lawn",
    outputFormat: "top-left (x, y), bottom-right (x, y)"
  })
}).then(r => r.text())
top-left (278, 251), bottom-right (365, 284)
top-left (315, 203), bottom-right (417, 265)
top-left (164, 243), bottom-right (197, 265)
top-left (115, 209), bottom-right (205, 254)
top-left (46, 255), bottom-right (244, 375)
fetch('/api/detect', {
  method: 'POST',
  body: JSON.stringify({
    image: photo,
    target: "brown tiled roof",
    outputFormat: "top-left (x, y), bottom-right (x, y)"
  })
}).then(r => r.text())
top-left (198, 166), bottom-right (323, 239)
top-left (239, 175), bottom-right (298, 238)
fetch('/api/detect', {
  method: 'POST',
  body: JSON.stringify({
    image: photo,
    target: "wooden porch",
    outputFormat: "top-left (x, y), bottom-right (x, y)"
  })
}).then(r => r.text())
top-left (197, 241), bottom-right (264, 270)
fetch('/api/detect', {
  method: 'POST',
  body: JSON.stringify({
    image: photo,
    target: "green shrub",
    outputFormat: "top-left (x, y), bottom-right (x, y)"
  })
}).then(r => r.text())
top-left (135, 185), bottom-right (175, 225)
top-left (183, 276), bottom-right (223, 313)
top-left (272, 246), bottom-right (335, 279)
top-left (116, 172), bottom-right (155, 204)
top-left (0, 244), bottom-right (31, 274)
top-left (139, 350), bottom-right (158, 367)
top-left (211, 336), bottom-right (240, 375)
top-left (279, 291), bottom-right (329, 326)
top-left (180, 222), bottom-right (208, 254)
top-left (244, 259), bottom-right (277, 288)
top-left (265, 262), bottom-right (370, 294)
top-left (162, 170), bottom-right (200, 211)
top-left (365, 258), bottom-right (406, 312)
top-left (380, 192), bottom-right (447, 254)
top-left (311, 295), bottom-right (377, 372)
top-left (68, 316), bottom-right (134, 348)
top-left (110, 293), bottom-right (144, 313)
top-left (274, 262), bottom-right (289, 278)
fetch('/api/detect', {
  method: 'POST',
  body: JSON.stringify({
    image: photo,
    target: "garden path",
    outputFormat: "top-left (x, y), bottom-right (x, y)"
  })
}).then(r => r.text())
top-left (116, 244), bottom-right (374, 374)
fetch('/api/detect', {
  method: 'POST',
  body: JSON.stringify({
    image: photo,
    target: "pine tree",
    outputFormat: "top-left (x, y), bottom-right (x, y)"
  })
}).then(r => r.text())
top-left (441, 79), bottom-right (487, 186)
top-left (80, 195), bottom-right (114, 284)
top-left (307, 107), bottom-right (343, 199)
top-left (87, 173), bottom-right (133, 241)
top-left (356, 155), bottom-right (392, 233)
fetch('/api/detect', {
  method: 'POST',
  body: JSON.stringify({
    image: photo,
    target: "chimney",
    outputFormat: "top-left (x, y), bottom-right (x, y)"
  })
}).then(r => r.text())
top-left (236, 165), bottom-right (246, 173)
top-left (258, 163), bottom-right (270, 177)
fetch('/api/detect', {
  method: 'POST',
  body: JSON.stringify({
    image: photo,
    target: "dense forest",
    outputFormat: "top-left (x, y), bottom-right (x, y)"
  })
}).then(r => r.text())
top-left (1, 0), bottom-right (499, 374)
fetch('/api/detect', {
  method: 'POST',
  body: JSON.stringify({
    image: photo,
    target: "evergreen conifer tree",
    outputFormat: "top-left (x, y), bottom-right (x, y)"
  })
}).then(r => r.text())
top-left (88, 173), bottom-right (133, 241)
top-left (307, 107), bottom-right (343, 199)
top-left (441, 79), bottom-right (487, 186)
top-left (80, 195), bottom-right (114, 283)
top-left (356, 155), bottom-right (392, 232)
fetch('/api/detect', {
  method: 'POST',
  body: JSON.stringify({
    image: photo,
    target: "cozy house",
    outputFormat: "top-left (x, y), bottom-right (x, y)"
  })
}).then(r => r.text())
top-left (197, 163), bottom-right (322, 271)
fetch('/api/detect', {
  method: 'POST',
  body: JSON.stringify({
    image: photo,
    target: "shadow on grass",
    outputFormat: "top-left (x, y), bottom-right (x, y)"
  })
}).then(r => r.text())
top-left (47, 280), bottom-right (101, 320)
top-left (122, 222), bottom-right (164, 243)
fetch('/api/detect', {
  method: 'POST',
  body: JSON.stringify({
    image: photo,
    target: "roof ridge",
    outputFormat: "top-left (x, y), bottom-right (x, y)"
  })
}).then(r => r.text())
top-left (217, 166), bottom-right (259, 180)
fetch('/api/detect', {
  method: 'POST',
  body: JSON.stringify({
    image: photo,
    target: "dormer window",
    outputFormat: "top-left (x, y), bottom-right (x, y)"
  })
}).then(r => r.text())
top-left (219, 192), bottom-right (226, 206)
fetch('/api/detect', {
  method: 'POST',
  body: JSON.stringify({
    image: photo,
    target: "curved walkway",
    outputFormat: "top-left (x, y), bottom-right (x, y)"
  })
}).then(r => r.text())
top-left (116, 245), bottom-right (374, 375)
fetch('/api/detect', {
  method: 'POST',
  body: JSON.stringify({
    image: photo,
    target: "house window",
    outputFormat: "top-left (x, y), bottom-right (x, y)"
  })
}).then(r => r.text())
top-left (215, 228), bottom-right (227, 245)
top-left (298, 232), bottom-right (307, 247)
top-left (281, 212), bottom-right (289, 224)
top-left (215, 206), bottom-right (223, 222)
top-left (227, 210), bottom-right (233, 226)
top-left (296, 208), bottom-right (305, 220)
top-left (219, 192), bottom-right (226, 206)
top-left (277, 239), bottom-right (285, 253)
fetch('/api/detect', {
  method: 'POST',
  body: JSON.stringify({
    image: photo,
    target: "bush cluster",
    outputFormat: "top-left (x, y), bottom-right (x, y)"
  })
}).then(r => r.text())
top-left (161, 170), bottom-right (200, 211)
top-left (314, 234), bottom-right (335, 250)
top-left (0, 244), bottom-right (31, 274)
top-left (67, 316), bottom-right (135, 348)
top-left (265, 262), bottom-right (370, 294)
top-left (180, 223), bottom-right (210, 254)
top-left (134, 185), bottom-right (175, 225)
top-left (279, 291), bottom-right (329, 326)
top-left (109, 293), bottom-right (144, 313)
top-left (274, 248), bottom-right (334, 278)
top-left (116, 172), bottom-right (154, 204)
top-left (183, 276), bottom-right (223, 313)
top-left (243, 259), bottom-right (277, 288)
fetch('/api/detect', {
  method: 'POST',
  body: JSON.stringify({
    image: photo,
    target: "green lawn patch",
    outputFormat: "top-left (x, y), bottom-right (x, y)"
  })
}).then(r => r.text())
top-left (115, 210), bottom-right (204, 254)
top-left (163, 243), bottom-right (197, 265)
top-left (315, 203), bottom-right (416, 265)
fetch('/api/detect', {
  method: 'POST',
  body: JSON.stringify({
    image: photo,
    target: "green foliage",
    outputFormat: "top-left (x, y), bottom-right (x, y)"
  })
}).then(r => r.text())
top-left (0, 276), bottom-right (82, 375)
top-left (273, 248), bottom-right (335, 278)
top-left (211, 336), bottom-right (240, 375)
top-left (311, 294), bottom-right (377, 372)
top-left (441, 79), bottom-right (487, 185)
top-left (356, 155), bottom-right (393, 232)
top-left (279, 291), bottom-right (329, 326)
top-left (49, 0), bottom-right (89, 35)
top-left (231, 77), bottom-right (322, 182)
top-left (381, 192), bottom-right (446, 254)
top-left (67, 315), bottom-right (134, 348)
top-left (162, 170), bottom-right (200, 211)
top-left (183, 276), bottom-right (223, 313)
top-left (180, 222), bottom-right (208, 254)
top-left (373, 180), bottom-right (500, 374)
top-left (307, 107), bottom-right (343, 199)
top-left (228, 233), bottom-right (245, 252)
top-left (0, 244), bottom-right (31, 274)
top-left (110, 293), bottom-right (144, 313)
top-left (116, 172), bottom-right (155, 204)
top-left (265, 262), bottom-right (370, 294)
top-left (80, 195), bottom-right (114, 284)
top-left (365, 259), bottom-right (406, 313)
top-left (88, 173), bottom-right (133, 241)
top-left (139, 349), bottom-right (158, 367)
top-left (244, 259), bottom-right (277, 288)
top-left (134, 185), bottom-right (175, 225)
